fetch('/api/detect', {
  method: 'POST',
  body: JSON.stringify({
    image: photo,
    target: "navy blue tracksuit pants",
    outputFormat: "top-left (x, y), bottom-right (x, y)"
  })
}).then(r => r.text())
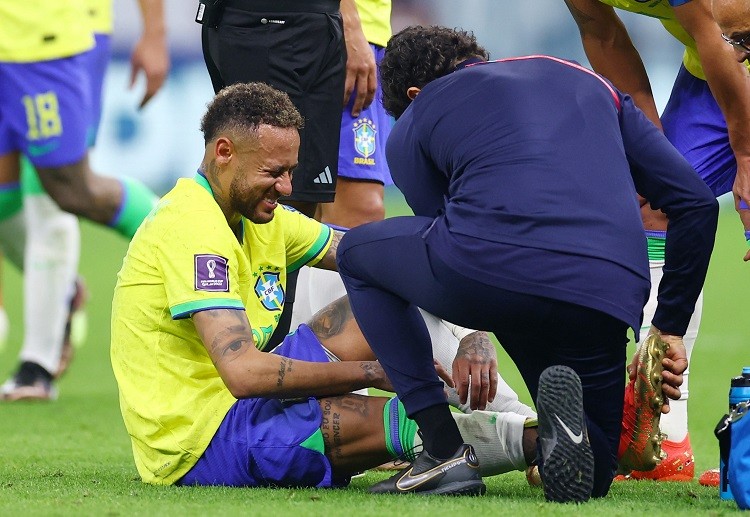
top-left (337, 216), bottom-right (629, 497)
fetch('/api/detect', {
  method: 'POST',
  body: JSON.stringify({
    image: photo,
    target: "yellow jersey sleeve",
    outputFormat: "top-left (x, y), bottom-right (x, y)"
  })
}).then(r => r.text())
top-left (276, 205), bottom-right (333, 272)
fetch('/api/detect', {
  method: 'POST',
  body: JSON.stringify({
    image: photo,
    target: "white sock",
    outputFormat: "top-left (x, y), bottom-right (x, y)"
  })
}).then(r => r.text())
top-left (643, 260), bottom-right (697, 443)
top-left (308, 266), bottom-right (347, 314)
top-left (416, 411), bottom-right (529, 475)
top-left (418, 308), bottom-right (537, 418)
top-left (456, 411), bottom-right (530, 475)
top-left (19, 195), bottom-right (80, 374)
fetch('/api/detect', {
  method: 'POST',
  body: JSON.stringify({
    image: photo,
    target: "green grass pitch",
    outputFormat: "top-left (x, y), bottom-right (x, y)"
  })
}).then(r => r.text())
top-left (0, 187), bottom-right (746, 515)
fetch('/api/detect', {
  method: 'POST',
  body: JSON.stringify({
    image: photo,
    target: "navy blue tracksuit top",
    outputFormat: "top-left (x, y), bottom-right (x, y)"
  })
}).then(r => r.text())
top-left (386, 56), bottom-right (718, 336)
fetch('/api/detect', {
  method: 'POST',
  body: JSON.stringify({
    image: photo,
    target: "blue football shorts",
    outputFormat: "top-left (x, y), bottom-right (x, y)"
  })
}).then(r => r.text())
top-left (337, 44), bottom-right (393, 185)
top-left (0, 55), bottom-right (91, 169)
top-left (177, 324), bottom-right (346, 488)
top-left (661, 64), bottom-right (735, 198)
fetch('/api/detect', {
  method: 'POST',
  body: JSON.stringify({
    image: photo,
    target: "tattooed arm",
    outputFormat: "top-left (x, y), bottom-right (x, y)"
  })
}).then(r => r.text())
top-left (452, 331), bottom-right (498, 411)
top-left (313, 229), bottom-right (344, 271)
top-left (192, 308), bottom-right (393, 398)
top-left (563, 0), bottom-right (662, 128)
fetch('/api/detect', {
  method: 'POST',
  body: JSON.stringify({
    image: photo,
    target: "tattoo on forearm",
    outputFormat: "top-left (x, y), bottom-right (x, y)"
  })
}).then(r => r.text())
top-left (309, 297), bottom-right (354, 339)
top-left (276, 357), bottom-right (294, 387)
top-left (360, 362), bottom-right (379, 382)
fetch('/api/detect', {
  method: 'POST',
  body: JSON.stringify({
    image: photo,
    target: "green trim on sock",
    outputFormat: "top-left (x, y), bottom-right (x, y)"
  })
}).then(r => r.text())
top-left (397, 400), bottom-right (418, 461)
top-left (383, 398), bottom-right (397, 457)
top-left (647, 235), bottom-right (665, 262)
top-left (20, 156), bottom-right (46, 196)
top-left (383, 397), bottom-right (419, 461)
top-left (0, 183), bottom-right (22, 220)
top-left (111, 177), bottom-right (158, 238)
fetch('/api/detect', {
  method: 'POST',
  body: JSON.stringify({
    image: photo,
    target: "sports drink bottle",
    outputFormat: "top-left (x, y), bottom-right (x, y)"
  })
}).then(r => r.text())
top-left (720, 367), bottom-right (750, 500)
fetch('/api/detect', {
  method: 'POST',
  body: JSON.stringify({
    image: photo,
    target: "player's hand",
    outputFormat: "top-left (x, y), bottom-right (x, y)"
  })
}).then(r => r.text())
top-left (129, 33), bottom-right (170, 109)
top-left (628, 326), bottom-right (687, 414)
top-left (452, 331), bottom-right (498, 411)
top-left (342, 24), bottom-right (376, 117)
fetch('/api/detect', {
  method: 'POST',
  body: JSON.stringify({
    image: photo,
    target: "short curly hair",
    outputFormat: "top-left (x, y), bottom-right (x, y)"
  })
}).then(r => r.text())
top-left (380, 25), bottom-right (489, 119)
top-left (200, 82), bottom-right (303, 144)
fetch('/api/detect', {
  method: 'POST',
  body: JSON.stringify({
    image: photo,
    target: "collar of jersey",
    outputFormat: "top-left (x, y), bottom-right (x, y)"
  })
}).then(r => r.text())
top-left (194, 171), bottom-right (214, 196)
top-left (193, 170), bottom-right (245, 242)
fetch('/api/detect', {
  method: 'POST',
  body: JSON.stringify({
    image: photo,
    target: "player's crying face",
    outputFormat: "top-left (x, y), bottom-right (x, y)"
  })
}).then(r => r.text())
top-left (230, 126), bottom-right (299, 224)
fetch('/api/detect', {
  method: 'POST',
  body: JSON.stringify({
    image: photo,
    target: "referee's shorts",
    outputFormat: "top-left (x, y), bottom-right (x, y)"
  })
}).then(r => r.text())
top-left (202, 0), bottom-right (345, 203)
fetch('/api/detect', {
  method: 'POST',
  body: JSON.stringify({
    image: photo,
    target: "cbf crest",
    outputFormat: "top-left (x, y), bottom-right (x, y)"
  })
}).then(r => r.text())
top-left (254, 270), bottom-right (285, 311)
top-left (353, 118), bottom-right (377, 164)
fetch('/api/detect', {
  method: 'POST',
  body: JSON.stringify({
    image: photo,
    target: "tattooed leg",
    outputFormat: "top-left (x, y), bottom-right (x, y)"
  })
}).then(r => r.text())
top-left (318, 394), bottom-right (391, 476)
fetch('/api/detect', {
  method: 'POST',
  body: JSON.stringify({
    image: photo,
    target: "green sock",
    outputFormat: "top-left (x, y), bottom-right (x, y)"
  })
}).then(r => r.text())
top-left (383, 397), bottom-right (419, 461)
top-left (0, 182), bottom-right (22, 221)
top-left (109, 177), bottom-right (158, 238)
top-left (645, 230), bottom-right (666, 262)
top-left (20, 156), bottom-right (46, 196)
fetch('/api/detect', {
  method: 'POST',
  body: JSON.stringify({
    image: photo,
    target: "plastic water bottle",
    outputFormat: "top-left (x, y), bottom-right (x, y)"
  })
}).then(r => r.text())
top-left (720, 367), bottom-right (750, 500)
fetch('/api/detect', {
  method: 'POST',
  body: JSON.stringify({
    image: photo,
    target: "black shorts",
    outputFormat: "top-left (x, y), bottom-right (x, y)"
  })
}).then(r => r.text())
top-left (202, 0), bottom-right (345, 203)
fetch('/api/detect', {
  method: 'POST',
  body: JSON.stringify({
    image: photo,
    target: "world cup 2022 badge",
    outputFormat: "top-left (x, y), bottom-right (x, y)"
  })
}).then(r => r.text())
top-left (353, 118), bottom-right (377, 165)
top-left (255, 270), bottom-right (285, 311)
top-left (194, 254), bottom-right (229, 292)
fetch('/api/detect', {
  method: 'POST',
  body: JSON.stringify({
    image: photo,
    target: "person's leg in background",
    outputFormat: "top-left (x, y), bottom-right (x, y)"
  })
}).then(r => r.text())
top-left (295, 42), bottom-right (391, 331)
top-left (621, 66), bottom-right (732, 481)
top-left (0, 160), bottom-right (81, 401)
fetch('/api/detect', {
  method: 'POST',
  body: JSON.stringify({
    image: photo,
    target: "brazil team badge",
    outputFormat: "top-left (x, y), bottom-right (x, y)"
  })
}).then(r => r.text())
top-left (254, 270), bottom-right (285, 311)
top-left (353, 118), bottom-right (377, 165)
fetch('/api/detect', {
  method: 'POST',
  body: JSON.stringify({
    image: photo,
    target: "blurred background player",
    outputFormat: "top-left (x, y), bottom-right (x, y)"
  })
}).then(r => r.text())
top-left (0, 0), bottom-right (169, 401)
top-left (563, 0), bottom-right (750, 482)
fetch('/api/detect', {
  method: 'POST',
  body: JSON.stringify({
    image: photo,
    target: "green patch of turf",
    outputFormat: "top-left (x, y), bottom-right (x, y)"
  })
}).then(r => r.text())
top-left (0, 191), bottom-right (746, 515)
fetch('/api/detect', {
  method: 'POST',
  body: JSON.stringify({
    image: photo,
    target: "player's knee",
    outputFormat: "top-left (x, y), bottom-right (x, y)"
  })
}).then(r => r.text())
top-left (45, 186), bottom-right (88, 216)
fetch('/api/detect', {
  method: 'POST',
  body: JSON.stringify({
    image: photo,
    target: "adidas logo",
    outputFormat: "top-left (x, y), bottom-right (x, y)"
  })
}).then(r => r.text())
top-left (313, 166), bottom-right (333, 184)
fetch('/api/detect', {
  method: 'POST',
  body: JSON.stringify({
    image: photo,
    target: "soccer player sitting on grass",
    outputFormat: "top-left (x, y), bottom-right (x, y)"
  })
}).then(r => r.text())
top-left (110, 82), bottom-right (539, 489)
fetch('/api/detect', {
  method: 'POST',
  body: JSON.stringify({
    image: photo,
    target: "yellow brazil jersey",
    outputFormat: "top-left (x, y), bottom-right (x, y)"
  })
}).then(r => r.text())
top-left (0, 0), bottom-right (94, 62)
top-left (110, 174), bottom-right (332, 485)
top-left (356, 0), bottom-right (392, 48)
top-left (599, 0), bottom-right (750, 79)
top-left (86, 0), bottom-right (114, 35)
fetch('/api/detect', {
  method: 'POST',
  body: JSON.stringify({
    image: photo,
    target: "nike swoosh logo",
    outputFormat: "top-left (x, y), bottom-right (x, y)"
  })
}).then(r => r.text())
top-left (554, 414), bottom-right (583, 444)
top-left (395, 456), bottom-right (465, 492)
top-left (27, 141), bottom-right (60, 157)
